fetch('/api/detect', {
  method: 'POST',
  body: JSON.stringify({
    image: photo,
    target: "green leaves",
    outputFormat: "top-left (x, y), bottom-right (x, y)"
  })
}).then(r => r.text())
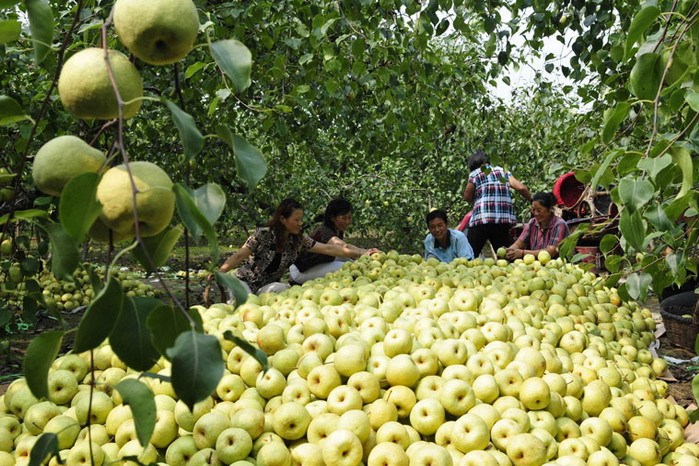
top-left (110, 297), bottom-right (161, 371)
top-left (59, 172), bottom-right (102, 243)
top-left (618, 178), bottom-right (654, 212)
top-left (25, 0), bottom-right (54, 65)
top-left (210, 39), bottom-right (252, 93)
top-left (187, 184), bottom-right (226, 241)
top-left (670, 146), bottom-right (694, 199)
top-left (215, 271), bottom-right (248, 307)
top-left (133, 226), bottom-right (184, 273)
top-left (0, 95), bottom-right (32, 126)
top-left (164, 100), bottom-right (204, 161)
top-left (114, 379), bottom-right (156, 447)
top-left (224, 330), bottom-right (268, 371)
top-left (45, 223), bottom-right (79, 280)
top-left (623, 272), bottom-right (652, 301)
top-left (24, 331), bottom-right (63, 399)
top-left (73, 276), bottom-right (123, 353)
top-left (0, 19), bottom-right (20, 44)
top-left (629, 53), bottom-right (663, 101)
top-left (601, 103), bottom-right (629, 143)
top-left (167, 330), bottom-right (224, 410)
top-left (619, 209), bottom-right (646, 251)
top-left (147, 304), bottom-right (203, 360)
top-left (29, 433), bottom-right (59, 466)
top-left (174, 184), bottom-right (219, 264)
top-left (625, 5), bottom-right (660, 59)
top-left (216, 126), bottom-right (267, 190)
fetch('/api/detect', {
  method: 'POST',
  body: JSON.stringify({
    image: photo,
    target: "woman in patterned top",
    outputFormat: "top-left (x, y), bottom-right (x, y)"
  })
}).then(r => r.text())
top-left (506, 192), bottom-right (570, 260)
top-left (463, 150), bottom-right (532, 257)
top-left (214, 198), bottom-right (373, 294)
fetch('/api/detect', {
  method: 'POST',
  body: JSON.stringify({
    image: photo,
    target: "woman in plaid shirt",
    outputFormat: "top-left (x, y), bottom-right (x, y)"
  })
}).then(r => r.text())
top-left (506, 192), bottom-right (570, 260)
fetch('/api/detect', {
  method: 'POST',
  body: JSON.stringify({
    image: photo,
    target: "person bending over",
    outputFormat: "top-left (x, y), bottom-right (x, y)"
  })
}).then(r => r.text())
top-left (424, 209), bottom-right (474, 262)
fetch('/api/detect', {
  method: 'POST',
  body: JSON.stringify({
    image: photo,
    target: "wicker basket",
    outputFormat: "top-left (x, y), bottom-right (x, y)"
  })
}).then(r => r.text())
top-left (659, 300), bottom-right (699, 353)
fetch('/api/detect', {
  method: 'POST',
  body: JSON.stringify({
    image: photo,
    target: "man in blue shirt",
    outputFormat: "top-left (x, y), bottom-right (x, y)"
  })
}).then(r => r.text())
top-left (424, 209), bottom-right (475, 262)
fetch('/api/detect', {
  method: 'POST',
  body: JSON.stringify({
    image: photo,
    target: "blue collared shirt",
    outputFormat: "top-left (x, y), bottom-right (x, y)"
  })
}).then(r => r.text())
top-left (424, 228), bottom-right (475, 262)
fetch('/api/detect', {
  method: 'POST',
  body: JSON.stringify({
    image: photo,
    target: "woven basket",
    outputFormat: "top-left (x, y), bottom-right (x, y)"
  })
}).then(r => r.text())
top-left (660, 300), bottom-right (699, 353)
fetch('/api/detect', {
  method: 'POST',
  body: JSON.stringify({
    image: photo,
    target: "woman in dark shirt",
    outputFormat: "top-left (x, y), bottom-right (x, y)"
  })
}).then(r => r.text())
top-left (290, 198), bottom-right (374, 284)
top-left (215, 199), bottom-right (371, 294)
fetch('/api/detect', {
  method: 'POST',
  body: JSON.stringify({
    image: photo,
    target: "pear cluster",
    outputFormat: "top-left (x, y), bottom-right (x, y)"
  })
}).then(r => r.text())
top-left (57, 0), bottom-right (199, 121)
top-left (0, 265), bottom-right (160, 313)
top-left (1, 253), bottom-right (697, 466)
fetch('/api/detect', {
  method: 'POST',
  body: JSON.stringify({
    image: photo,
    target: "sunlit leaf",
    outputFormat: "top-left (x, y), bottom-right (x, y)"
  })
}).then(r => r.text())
top-left (625, 272), bottom-right (652, 300)
top-left (167, 330), bottom-right (224, 410)
top-left (629, 53), bottom-right (663, 101)
top-left (188, 184), bottom-right (226, 240)
top-left (670, 146), bottom-right (694, 199)
top-left (164, 100), bottom-right (204, 162)
top-left (24, 331), bottom-right (63, 399)
top-left (114, 379), bottom-right (156, 447)
top-left (589, 149), bottom-right (621, 191)
top-left (25, 0), bottom-right (54, 65)
top-left (601, 102), bottom-right (629, 143)
top-left (210, 39), bottom-right (252, 93)
top-left (0, 19), bottom-right (21, 44)
top-left (619, 210), bottom-right (646, 251)
top-left (637, 154), bottom-right (672, 182)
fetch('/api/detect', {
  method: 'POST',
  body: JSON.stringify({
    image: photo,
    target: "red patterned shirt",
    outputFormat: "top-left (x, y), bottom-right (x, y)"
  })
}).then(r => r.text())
top-left (517, 215), bottom-right (570, 250)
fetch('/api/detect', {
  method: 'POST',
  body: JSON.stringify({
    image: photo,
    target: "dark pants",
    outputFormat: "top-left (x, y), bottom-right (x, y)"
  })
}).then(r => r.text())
top-left (467, 223), bottom-right (513, 257)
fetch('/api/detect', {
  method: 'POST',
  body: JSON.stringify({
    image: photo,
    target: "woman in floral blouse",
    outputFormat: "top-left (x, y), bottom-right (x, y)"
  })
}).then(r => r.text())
top-left (214, 198), bottom-right (375, 294)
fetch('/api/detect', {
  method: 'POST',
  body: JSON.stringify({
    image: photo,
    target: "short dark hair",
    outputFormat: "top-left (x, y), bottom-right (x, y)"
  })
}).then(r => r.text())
top-left (532, 192), bottom-right (556, 209)
top-left (468, 150), bottom-right (489, 171)
top-left (323, 198), bottom-right (353, 229)
top-left (426, 209), bottom-right (448, 226)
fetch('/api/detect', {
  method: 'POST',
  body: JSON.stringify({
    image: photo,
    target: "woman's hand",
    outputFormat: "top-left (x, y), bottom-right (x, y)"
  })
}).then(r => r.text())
top-left (505, 247), bottom-right (523, 260)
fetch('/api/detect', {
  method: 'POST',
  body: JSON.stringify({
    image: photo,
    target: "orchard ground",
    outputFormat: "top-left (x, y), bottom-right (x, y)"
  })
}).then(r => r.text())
top-left (0, 237), bottom-right (696, 410)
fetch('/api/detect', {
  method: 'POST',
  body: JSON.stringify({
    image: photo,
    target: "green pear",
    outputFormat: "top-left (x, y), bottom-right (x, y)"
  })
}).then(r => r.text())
top-left (113, 0), bottom-right (200, 65)
top-left (88, 217), bottom-right (133, 244)
top-left (58, 47), bottom-right (143, 120)
top-left (96, 161), bottom-right (175, 238)
top-left (32, 135), bottom-right (106, 196)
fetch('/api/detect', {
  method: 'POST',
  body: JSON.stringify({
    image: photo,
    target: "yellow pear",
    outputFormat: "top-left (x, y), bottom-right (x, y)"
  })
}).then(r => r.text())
top-left (58, 47), bottom-right (143, 120)
top-left (96, 161), bottom-right (175, 238)
top-left (32, 135), bottom-right (106, 196)
top-left (113, 0), bottom-right (200, 65)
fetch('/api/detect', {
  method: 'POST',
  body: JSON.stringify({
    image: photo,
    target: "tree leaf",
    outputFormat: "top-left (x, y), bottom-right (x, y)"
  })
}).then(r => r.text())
top-left (215, 271), bottom-right (248, 308)
top-left (589, 149), bottom-right (621, 191)
top-left (644, 205), bottom-right (673, 231)
top-left (73, 275), bottom-right (123, 353)
top-left (24, 330), bottom-right (63, 399)
top-left (223, 330), bottom-right (268, 371)
top-left (670, 146), bottom-right (694, 199)
top-left (625, 5), bottom-right (660, 59)
top-left (164, 100), bottom-right (204, 162)
top-left (625, 272), bottom-right (652, 301)
top-left (166, 330), bottom-right (224, 410)
top-left (110, 297), bottom-right (161, 372)
top-left (0, 95), bottom-right (32, 126)
top-left (114, 378), bottom-right (156, 447)
top-left (210, 39), bottom-right (252, 93)
top-left (59, 172), bottom-right (102, 243)
top-left (46, 223), bottom-right (79, 280)
top-left (0, 19), bottom-right (21, 44)
top-left (147, 304), bottom-right (203, 360)
top-left (133, 225), bottom-right (184, 273)
top-left (216, 126), bottom-right (267, 190)
top-left (601, 102), bottom-right (629, 143)
top-left (685, 90), bottom-right (699, 112)
top-left (619, 209), bottom-right (646, 251)
top-left (188, 183), bottom-right (227, 240)
top-left (173, 184), bottom-right (219, 265)
top-left (599, 234), bottom-right (618, 255)
top-left (0, 209), bottom-right (48, 225)
top-left (29, 433), bottom-right (59, 466)
top-left (618, 178), bottom-right (654, 213)
top-left (629, 53), bottom-right (663, 101)
top-left (637, 154), bottom-right (672, 182)
top-left (25, 0), bottom-right (54, 65)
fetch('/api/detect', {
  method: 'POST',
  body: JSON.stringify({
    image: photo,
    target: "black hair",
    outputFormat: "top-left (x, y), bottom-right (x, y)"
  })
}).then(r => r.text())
top-left (269, 198), bottom-right (303, 251)
top-left (532, 192), bottom-right (556, 209)
top-left (468, 150), bottom-right (489, 171)
top-left (323, 198), bottom-right (353, 230)
top-left (426, 209), bottom-right (448, 226)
